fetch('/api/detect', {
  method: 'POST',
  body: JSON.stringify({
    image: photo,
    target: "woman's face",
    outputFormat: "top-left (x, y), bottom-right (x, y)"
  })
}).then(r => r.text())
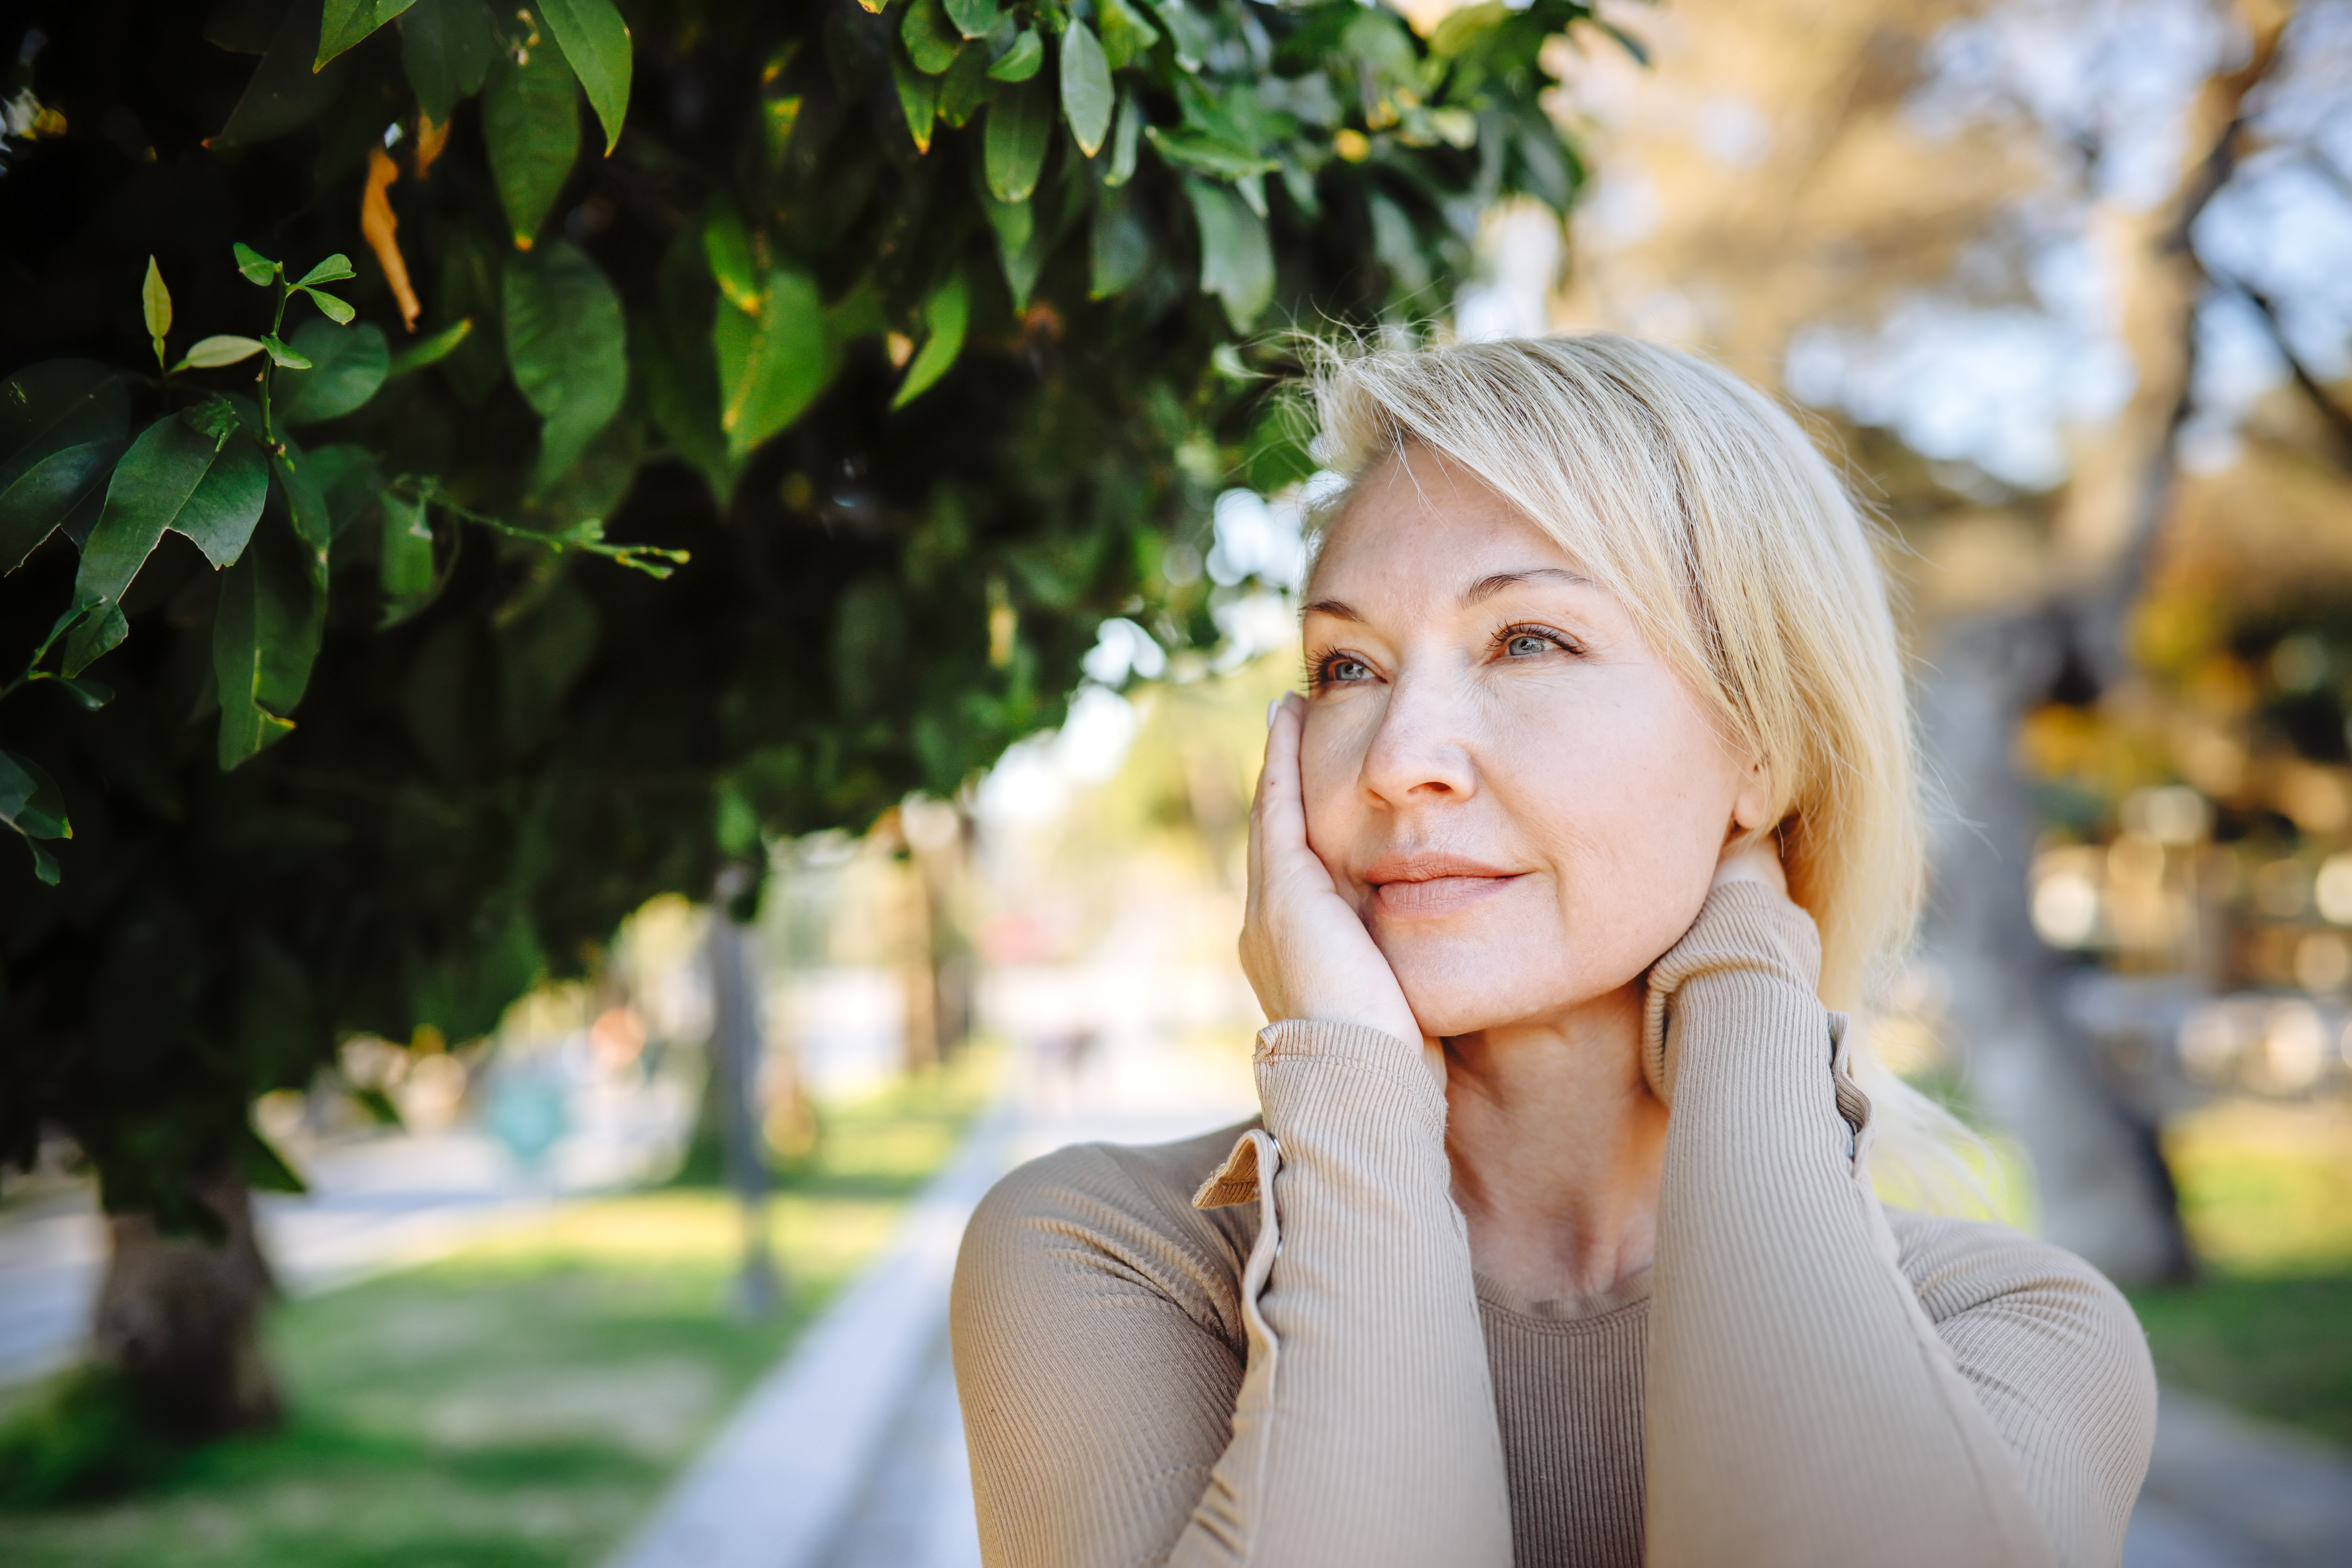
top-left (1298, 446), bottom-right (1768, 1038)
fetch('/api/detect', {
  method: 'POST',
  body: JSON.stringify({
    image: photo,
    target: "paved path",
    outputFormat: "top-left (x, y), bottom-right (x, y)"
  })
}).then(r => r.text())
top-left (613, 1028), bottom-right (1259, 1568)
top-left (2126, 1386), bottom-right (2352, 1568)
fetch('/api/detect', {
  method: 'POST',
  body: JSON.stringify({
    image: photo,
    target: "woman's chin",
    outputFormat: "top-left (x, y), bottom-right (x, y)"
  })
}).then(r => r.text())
top-left (1384, 936), bottom-right (1634, 1040)
top-left (1390, 962), bottom-right (1557, 1039)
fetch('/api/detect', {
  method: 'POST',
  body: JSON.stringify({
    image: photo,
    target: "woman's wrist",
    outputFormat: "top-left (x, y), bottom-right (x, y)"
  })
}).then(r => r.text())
top-left (1641, 879), bottom-right (1824, 1104)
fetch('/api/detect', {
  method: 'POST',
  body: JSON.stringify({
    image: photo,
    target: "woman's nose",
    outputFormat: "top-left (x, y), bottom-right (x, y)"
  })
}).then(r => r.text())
top-left (1358, 665), bottom-right (1478, 806)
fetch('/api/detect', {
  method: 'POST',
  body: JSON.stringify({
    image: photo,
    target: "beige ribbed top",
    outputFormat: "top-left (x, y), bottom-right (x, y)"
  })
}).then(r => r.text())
top-left (951, 882), bottom-right (2157, 1566)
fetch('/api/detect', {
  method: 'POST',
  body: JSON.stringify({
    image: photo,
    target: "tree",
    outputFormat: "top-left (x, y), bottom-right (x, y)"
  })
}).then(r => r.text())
top-left (0, 0), bottom-right (1603, 1440)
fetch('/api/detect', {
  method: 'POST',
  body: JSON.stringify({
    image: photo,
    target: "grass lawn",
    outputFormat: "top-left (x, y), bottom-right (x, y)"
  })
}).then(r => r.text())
top-left (0, 1048), bottom-right (997, 1567)
top-left (2129, 1096), bottom-right (2352, 1449)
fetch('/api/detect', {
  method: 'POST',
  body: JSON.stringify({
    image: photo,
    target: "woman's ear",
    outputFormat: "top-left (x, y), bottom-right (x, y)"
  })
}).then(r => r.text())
top-left (1729, 753), bottom-right (1774, 835)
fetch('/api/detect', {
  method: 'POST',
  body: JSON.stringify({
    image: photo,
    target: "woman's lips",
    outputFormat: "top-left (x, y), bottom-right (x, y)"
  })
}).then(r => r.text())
top-left (1363, 855), bottom-right (1526, 918)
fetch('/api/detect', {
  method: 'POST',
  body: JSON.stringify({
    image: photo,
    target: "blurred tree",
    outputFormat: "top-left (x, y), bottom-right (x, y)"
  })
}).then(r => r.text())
top-left (1548, 0), bottom-right (2350, 1284)
top-left (0, 0), bottom-right (1602, 1438)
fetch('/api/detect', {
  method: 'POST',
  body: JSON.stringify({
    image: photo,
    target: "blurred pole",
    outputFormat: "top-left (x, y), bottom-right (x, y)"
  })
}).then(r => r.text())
top-left (709, 867), bottom-right (781, 1320)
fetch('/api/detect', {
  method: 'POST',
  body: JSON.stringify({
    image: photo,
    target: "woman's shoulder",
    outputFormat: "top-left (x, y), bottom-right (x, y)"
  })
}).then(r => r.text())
top-left (957, 1118), bottom-right (1265, 1337)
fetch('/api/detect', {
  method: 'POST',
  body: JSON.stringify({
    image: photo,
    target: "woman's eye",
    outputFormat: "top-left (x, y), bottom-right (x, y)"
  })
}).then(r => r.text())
top-left (1328, 657), bottom-right (1374, 683)
top-left (1505, 633), bottom-right (1552, 657)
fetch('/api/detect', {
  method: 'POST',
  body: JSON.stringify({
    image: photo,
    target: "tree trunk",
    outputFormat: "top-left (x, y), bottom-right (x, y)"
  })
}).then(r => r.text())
top-left (1916, 8), bottom-right (2286, 1285)
top-left (1918, 611), bottom-right (2193, 1283)
top-left (91, 1170), bottom-right (281, 1440)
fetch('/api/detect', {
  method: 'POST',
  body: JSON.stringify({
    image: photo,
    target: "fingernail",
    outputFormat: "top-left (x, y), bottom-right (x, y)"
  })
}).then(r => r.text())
top-left (1266, 698), bottom-right (1280, 730)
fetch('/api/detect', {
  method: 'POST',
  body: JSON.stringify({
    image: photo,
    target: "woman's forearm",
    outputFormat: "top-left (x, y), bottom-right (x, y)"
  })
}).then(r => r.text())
top-left (1178, 1020), bottom-right (1513, 1568)
top-left (1643, 882), bottom-right (2055, 1568)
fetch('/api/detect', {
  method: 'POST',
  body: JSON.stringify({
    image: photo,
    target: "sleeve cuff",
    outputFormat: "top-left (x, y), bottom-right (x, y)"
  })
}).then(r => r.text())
top-left (1642, 879), bottom-right (1825, 1105)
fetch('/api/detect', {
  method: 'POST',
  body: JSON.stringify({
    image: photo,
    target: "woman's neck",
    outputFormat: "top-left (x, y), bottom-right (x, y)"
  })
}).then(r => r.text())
top-left (1441, 982), bottom-right (1667, 1305)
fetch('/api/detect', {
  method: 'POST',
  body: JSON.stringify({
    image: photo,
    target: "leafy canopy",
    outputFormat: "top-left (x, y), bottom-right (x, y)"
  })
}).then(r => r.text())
top-left (0, 0), bottom-right (1601, 1225)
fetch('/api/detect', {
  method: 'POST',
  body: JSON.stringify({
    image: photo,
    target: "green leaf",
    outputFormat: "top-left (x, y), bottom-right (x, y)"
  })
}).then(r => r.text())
top-left (297, 254), bottom-right (358, 287)
top-left (944, 0), bottom-right (1003, 41)
top-left (981, 187), bottom-right (1050, 312)
top-left (1096, 0), bottom-right (1159, 69)
top-left (307, 444), bottom-right (383, 539)
top-left (1143, 0), bottom-right (1207, 72)
top-left (504, 241), bottom-right (629, 488)
top-left (216, 0), bottom-right (347, 146)
top-left (893, 271), bottom-right (969, 410)
top-left (638, 234), bottom-right (738, 503)
top-left (276, 436), bottom-right (337, 556)
top-left (142, 257), bottom-right (172, 368)
top-left (715, 267), bottom-right (828, 459)
top-left (893, 52), bottom-right (939, 153)
top-left (213, 521), bottom-right (322, 769)
top-left (1090, 184), bottom-right (1150, 297)
top-left (1147, 124), bottom-right (1279, 181)
top-left (74, 414), bottom-right (271, 616)
top-left (261, 335), bottom-right (312, 369)
top-left (984, 76), bottom-right (1053, 204)
top-left (234, 242), bottom-right (279, 285)
top-left (702, 197), bottom-right (762, 315)
top-left (61, 604), bottom-right (127, 680)
top-left (379, 488), bottom-right (436, 604)
top-left (183, 397), bottom-right (242, 446)
top-left (278, 321), bottom-right (390, 425)
top-left (0, 361), bottom-right (129, 495)
top-left (989, 30), bottom-right (1043, 82)
top-left (0, 441), bottom-right (121, 573)
top-left (1058, 22), bottom-right (1113, 157)
top-left (0, 750), bottom-right (70, 839)
top-left (1106, 89), bottom-right (1142, 185)
top-left (53, 677), bottom-right (115, 711)
top-left (536, 0), bottom-right (633, 155)
top-left (387, 318), bottom-right (473, 376)
top-left (317, 0), bottom-right (418, 67)
top-left (398, 0), bottom-right (500, 124)
top-left (902, 0), bottom-right (964, 76)
top-left (1186, 178), bottom-right (1273, 332)
top-left (0, 749), bottom-right (70, 884)
top-left (938, 42), bottom-right (995, 127)
top-left (177, 335), bottom-right (270, 370)
top-left (297, 286), bottom-right (357, 325)
top-left (482, 43), bottom-right (583, 248)
top-left (1368, 193), bottom-right (1430, 297)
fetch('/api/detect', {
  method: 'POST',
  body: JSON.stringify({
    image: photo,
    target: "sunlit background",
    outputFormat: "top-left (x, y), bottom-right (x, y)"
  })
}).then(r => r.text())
top-left (7, 0), bottom-right (2352, 1564)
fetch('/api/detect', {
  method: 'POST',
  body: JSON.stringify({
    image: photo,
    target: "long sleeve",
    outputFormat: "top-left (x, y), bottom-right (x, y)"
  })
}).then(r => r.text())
top-left (952, 1023), bottom-right (1513, 1568)
top-left (1640, 880), bottom-right (2152, 1568)
top-left (1180, 1020), bottom-right (1513, 1566)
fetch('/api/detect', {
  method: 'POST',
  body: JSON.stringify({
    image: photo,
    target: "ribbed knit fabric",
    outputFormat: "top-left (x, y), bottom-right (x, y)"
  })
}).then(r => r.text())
top-left (952, 882), bottom-right (2157, 1567)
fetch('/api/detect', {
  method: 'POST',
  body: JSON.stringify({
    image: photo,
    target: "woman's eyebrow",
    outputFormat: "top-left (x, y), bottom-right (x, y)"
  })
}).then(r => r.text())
top-left (1462, 567), bottom-right (1593, 603)
top-left (1302, 597), bottom-right (1363, 622)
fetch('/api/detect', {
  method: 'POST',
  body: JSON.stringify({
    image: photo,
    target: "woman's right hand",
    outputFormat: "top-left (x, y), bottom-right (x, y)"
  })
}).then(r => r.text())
top-left (1239, 693), bottom-right (1427, 1051)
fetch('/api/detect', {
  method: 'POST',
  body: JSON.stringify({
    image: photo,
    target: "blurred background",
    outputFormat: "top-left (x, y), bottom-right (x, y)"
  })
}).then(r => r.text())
top-left (5, 0), bottom-right (2352, 1564)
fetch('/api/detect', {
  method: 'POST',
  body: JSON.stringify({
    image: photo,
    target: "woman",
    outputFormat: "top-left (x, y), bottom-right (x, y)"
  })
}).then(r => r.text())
top-left (952, 335), bottom-right (2156, 1568)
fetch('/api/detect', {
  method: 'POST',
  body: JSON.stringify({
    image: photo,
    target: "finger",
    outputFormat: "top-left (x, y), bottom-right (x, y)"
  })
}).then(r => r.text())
top-left (1257, 694), bottom-right (1313, 874)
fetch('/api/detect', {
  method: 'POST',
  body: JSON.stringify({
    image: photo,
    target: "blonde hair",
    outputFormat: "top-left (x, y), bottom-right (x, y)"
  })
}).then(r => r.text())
top-left (1303, 332), bottom-right (1984, 1209)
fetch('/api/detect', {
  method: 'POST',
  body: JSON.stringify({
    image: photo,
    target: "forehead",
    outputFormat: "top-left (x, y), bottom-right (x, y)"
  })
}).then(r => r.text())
top-left (1310, 446), bottom-right (1577, 595)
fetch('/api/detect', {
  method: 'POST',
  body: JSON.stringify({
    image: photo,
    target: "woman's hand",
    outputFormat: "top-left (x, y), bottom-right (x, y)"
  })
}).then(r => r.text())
top-left (1240, 693), bottom-right (1426, 1049)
